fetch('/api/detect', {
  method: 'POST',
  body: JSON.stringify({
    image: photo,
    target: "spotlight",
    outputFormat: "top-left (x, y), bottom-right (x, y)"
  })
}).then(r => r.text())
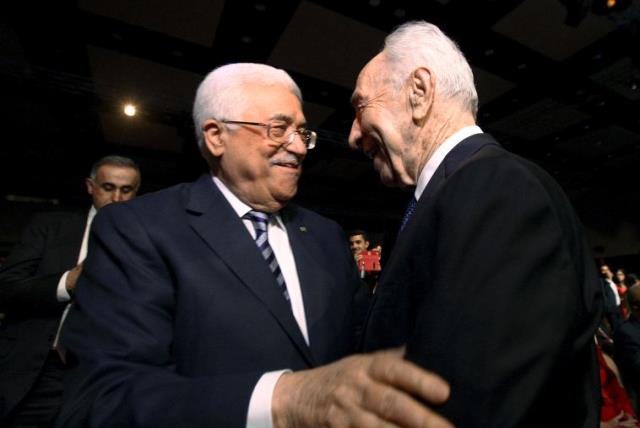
top-left (123, 104), bottom-right (137, 117)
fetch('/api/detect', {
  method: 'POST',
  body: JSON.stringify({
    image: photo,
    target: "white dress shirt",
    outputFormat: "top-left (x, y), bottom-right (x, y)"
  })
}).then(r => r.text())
top-left (414, 125), bottom-right (483, 201)
top-left (56, 206), bottom-right (97, 301)
top-left (212, 176), bottom-right (308, 428)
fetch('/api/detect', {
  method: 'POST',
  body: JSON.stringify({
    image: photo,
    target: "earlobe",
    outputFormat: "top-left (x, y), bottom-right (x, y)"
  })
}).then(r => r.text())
top-left (410, 67), bottom-right (434, 122)
top-left (202, 119), bottom-right (225, 158)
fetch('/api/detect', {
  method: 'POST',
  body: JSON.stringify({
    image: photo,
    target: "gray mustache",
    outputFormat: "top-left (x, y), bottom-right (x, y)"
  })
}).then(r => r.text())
top-left (270, 154), bottom-right (303, 167)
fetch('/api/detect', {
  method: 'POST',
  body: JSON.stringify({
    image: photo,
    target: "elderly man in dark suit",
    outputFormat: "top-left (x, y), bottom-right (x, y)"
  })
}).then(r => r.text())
top-left (56, 63), bottom-right (452, 428)
top-left (0, 155), bottom-right (140, 426)
top-left (348, 21), bottom-right (603, 427)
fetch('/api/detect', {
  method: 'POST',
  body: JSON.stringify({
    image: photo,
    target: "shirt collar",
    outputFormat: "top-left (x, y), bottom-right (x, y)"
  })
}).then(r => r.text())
top-left (88, 205), bottom-right (97, 222)
top-left (212, 175), bottom-right (253, 218)
top-left (211, 175), bottom-right (285, 228)
top-left (414, 125), bottom-right (483, 201)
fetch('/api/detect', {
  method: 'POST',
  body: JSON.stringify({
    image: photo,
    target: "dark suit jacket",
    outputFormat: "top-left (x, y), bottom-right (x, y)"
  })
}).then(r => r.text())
top-left (56, 175), bottom-right (360, 427)
top-left (363, 134), bottom-right (603, 427)
top-left (0, 211), bottom-right (86, 421)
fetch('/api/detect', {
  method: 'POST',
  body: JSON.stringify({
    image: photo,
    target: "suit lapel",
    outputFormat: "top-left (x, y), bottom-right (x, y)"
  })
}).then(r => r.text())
top-left (392, 134), bottom-right (498, 248)
top-left (282, 207), bottom-right (331, 363)
top-left (61, 211), bottom-right (90, 267)
top-left (186, 175), bottom-right (314, 366)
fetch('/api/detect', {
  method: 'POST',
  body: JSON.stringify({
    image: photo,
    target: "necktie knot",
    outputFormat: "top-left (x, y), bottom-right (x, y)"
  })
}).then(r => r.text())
top-left (246, 211), bottom-right (270, 233)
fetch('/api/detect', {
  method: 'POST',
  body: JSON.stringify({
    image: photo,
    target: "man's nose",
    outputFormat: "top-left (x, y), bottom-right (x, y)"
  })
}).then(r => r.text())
top-left (285, 132), bottom-right (308, 155)
top-left (112, 190), bottom-right (124, 202)
top-left (348, 119), bottom-right (362, 150)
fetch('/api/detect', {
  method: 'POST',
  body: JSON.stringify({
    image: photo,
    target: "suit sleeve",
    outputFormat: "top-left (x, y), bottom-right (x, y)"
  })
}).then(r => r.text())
top-left (57, 204), bottom-right (261, 427)
top-left (0, 214), bottom-right (67, 314)
top-left (404, 158), bottom-right (601, 427)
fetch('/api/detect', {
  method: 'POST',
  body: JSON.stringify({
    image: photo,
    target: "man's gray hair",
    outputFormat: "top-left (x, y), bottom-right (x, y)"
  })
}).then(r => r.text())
top-left (382, 21), bottom-right (478, 117)
top-left (89, 155), bottom-right (140, 182)
top-left (192, 63), bottom-right (303, 150)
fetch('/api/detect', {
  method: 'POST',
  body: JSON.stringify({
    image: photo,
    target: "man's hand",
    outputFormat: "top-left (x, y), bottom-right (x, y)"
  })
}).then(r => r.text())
top-left (65, 262), bottom-right (84, 295)
top-left (272, 348), bottom-right (452, 428)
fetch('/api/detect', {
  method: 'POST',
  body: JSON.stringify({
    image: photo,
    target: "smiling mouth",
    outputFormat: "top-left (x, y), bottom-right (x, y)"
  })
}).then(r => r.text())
top-left (272, 160), bottom-right (300, 169)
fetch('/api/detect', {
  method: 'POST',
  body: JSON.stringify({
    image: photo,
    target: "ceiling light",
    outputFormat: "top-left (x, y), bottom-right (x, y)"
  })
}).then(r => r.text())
top-left (124, 104), bottom-right (137, 117)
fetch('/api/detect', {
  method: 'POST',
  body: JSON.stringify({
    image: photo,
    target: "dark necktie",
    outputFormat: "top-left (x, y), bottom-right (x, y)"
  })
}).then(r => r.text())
top-left (400, 196), bottom-right (418, 231)
top-left (245, 211), bottom-right (290, 302)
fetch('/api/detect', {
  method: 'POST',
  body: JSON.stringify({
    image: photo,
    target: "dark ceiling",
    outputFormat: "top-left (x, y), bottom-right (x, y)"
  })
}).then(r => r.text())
top-left (1, 0), bottom-right (639, 252)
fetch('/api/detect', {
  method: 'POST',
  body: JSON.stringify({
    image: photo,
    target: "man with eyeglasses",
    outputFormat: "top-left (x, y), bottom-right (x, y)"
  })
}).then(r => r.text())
top-left (56, 63), bottom-right (451, 428)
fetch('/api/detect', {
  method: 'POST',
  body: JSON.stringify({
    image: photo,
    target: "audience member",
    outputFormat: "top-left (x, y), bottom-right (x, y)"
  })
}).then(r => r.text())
top-left (347, 229), bottom-right (381, 293)
top-left (348, 229), bottom-right (370, 260)
top-left (55, 63), bottom-right (452, 428)
top-left (615, 285), bottom-right (640, 413)
top-left (0, 155), bottom-right (140, 427)
top-left (349, 20), bottom-right (603, 426)
top-left (603, 264), bottom-right (622, 305)
top-left (618, 269), bottom-right (631, 302)
top-left (597, 343), bottom-right (638, 427)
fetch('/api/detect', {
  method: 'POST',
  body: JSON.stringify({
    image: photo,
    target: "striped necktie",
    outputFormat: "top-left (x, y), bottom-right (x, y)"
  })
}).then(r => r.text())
top-left (245, 211), bottom-right (290, 302)
top-left (400, 196), bottom-right (418, 231)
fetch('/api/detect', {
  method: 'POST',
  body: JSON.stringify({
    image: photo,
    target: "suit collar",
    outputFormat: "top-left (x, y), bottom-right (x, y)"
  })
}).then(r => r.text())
top-left (420, 133), bottom-right (500, 201)
top-left (186, 175), bottom-right (316, 366)
top-left (415, 126), bottom-right (483, 200)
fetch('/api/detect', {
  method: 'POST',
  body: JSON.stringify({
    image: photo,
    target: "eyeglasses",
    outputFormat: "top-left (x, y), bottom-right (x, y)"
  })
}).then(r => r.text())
top-left (220, 119), bottom-right (317, 149)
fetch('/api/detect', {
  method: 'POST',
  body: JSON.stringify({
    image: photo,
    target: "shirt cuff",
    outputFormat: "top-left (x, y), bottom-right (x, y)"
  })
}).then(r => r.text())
top-left (57, 272), bottom-right (71, 302)
top-left (246, 370), bottom-right (290, 428)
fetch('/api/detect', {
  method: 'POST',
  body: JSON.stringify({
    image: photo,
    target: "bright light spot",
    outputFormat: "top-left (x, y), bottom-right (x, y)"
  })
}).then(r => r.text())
top-left (607, 0), bottom-right (616, 7)
top-left (124, 104), bottom-right (137, 117)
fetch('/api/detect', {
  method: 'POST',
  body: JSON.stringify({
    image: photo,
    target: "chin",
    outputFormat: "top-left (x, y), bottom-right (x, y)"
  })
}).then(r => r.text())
top-left (274, 186), bottom-right (297, 204)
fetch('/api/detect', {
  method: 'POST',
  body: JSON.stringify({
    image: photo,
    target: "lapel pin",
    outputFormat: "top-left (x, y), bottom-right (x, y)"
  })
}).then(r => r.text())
top-left (299, 226), bottom-right (307, 232)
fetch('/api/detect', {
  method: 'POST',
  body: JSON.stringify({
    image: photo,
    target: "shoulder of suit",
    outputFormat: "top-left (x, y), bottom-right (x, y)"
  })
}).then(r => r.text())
top-left (283, 203), bottom-right (340, 230)
top-left (119, 181), bottom-right (193, 211)
top-left (448, 146), bottom-right (572, 211)
top-left (461, 144), bottom-right (554, 183)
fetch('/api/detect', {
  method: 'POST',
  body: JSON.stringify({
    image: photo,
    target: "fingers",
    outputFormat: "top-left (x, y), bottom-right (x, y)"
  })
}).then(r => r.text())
top-left (272, 351), bottom-right (453, 428)
top-left (369, 350), bottom-right (450, 405)
top-left (360, 380), bottom-right (453, 428)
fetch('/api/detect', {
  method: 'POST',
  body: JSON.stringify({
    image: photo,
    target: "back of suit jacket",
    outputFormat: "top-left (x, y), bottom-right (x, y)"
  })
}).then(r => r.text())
top-left (0, 211), bottom-right (85, 420)
top-left (57, 175), bottom-right (360, 427)
top-left (364, 135), bottom-right (602, 427)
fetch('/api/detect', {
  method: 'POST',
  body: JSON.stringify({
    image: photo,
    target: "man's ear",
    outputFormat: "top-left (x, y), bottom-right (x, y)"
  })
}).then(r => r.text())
top-left (85, 178), bottom-right (95, 196)
top-left (202, 119), bottom-right (225, 158)
top-left (409, 67), bottom-right (435, 123)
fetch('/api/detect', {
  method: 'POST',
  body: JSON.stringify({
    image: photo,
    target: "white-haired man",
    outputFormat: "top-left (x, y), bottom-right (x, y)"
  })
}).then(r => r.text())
top-left (56, 63), bottom-right (452, 428)
top-left (349, 21), bottom-right (603, 427)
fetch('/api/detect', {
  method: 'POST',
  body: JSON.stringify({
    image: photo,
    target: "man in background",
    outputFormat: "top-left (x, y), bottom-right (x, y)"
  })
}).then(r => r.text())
top-left (348, 229), bottom-right (370, 260)
top-left (0, 155), bottom-right (140, 426)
